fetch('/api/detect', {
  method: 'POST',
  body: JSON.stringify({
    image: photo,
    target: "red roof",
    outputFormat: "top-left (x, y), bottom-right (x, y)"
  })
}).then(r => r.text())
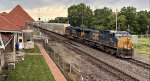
top-left (1, 33), bottom-right (13, 45)
top-left (7, 5), bottom-right (35, 29)
top-left (0, 12), bottom-right (8, 17)
top-left (0, 5), bottom-right (35, 31)
top-left (0, 15), bottom-right (21, 31)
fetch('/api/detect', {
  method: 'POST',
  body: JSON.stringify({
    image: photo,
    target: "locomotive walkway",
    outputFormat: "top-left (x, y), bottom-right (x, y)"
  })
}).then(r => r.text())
top-left (37, 43), bottom-right (67, 81)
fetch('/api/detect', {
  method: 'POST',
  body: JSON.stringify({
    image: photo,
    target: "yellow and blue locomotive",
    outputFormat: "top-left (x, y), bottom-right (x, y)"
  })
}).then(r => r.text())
top-left (66, 27), bottom-right (133, 58)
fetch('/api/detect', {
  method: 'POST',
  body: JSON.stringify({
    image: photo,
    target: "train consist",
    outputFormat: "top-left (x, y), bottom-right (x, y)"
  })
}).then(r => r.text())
top-left (33, 22), bottom-right (134, 58)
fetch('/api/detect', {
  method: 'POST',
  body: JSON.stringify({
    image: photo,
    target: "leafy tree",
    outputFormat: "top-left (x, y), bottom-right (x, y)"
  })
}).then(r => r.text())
top-left (104, 13), bottom-right (116, 30)
top-left (50, 4), bottom-right (149, 35)
top-left (68, 3), bottom-right (93, 27)
top-left (120, 7), bottom-right (137, 34)
top-left (48, 17), bottom-right (68, 23)
top-left (95, 26), bottom-right (105, 30)
top-left (48, 19), bottom-right (57, 23)
top-left (136, 11), bottom-right (149, 34)
top-left (93, 7), bottom-right (113, 30)
top-left (94, 7), bottom-right (112, 19)
top-left (118, 15), bottom-right (126, 31)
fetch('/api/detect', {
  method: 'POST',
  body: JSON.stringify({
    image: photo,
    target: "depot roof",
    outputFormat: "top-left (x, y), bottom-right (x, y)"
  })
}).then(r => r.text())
top-left (0, 5), bottom-right (34, 31)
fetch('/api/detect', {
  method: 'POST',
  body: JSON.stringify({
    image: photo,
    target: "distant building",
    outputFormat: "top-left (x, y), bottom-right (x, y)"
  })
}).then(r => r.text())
top-left (0, 5), bottom-right (34, 69)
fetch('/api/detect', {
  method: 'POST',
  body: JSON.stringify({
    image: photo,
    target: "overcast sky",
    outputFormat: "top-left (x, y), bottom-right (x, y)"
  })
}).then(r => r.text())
top-left (0, 0), bottom-right (149, 21)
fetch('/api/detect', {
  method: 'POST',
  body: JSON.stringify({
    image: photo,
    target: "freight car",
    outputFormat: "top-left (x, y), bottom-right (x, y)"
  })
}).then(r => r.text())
top-left (33, 22), bottom-right (133, 58)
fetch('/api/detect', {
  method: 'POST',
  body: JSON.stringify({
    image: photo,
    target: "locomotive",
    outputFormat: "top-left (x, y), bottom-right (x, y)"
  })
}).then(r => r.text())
top-left (66, 27), bottom-right (133, 58)
top-left (33, 22), bottom-right (134, 58)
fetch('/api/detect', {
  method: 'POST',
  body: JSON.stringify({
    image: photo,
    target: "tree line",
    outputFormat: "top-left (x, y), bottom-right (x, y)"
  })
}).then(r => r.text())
top-left (48, 3), bottom-right (150, 35)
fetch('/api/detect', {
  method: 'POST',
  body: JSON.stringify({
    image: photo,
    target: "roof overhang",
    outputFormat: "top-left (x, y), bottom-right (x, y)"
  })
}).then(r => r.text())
top-left (0, 30), bottom-right (22, 33)
top-left (22, 29), bottom-right (33, 32)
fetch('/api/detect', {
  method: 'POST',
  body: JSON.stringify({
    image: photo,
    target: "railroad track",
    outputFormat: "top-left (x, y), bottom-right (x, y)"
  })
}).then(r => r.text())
top-left (38, 28), bottom-right (139, 81)
top-left (127, 59), bottom-right (150, 70)
top-left (64, 41), bottom-right (138, 81)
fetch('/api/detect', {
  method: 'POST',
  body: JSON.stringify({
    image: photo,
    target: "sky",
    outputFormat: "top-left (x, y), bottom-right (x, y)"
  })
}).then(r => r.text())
top-left (0, 0), bottom-right (149, 21)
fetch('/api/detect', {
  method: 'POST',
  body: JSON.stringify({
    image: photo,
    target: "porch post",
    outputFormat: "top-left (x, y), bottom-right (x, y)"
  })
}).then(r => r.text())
top-left (13, 33), bottom-right (17, 62)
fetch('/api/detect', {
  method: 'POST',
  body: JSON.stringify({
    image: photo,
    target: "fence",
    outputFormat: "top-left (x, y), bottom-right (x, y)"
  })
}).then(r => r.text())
top-left (37, 39), bottom-right (88, 81)
top-left (137, 35), bottom-right (150, 38)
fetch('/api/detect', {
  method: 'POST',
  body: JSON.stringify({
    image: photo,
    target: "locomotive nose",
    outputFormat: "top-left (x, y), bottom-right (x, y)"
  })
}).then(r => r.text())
top-left (117, 37), bottom-right (133, 49)
top-left (126, 37), bottom-right (133, 49)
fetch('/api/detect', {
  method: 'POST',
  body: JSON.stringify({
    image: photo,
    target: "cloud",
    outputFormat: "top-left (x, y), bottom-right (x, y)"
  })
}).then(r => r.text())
top-left (0, 0), bottom-right (149, 20)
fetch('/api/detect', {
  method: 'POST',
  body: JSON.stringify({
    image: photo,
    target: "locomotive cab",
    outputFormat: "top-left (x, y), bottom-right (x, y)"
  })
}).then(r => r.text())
top-left (99, 30), bottom-right (133, 58)
top-left (114, 31), bottom-right (133, 58)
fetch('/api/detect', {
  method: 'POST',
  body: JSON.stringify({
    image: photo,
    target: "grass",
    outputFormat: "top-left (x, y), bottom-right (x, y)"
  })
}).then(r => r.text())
top-left (138, 38), bottom-right (150, 43)
top-left (24, 43), bottom-right (41, 53)
top-left (7, 55), bottom-right (55, 81)
top-left (134, 38), bottom-right (150, 55)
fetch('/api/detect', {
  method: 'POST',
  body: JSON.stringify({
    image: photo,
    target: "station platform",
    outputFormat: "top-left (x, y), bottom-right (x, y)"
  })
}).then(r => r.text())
top-left (37, 43), bottom-right (67, 81)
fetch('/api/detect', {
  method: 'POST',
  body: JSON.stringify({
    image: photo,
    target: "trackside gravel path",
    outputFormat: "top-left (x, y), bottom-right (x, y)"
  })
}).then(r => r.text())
top-left (37, 43), bottom-right (67, 81)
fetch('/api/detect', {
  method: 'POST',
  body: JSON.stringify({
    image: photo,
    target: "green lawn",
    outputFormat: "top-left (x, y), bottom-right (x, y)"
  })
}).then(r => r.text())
top-left (134, 38), bottom-right (150, 55)
top-left (7, 55), bottom-right (55, 81)
top-left (24, 43), bottom-right (41, 53)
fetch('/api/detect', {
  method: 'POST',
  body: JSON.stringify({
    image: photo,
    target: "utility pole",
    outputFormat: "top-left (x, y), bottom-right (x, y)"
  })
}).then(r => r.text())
top-left (115, 8), bottom-right (118, 31)
top-left (82, 10), bottom-right (83, 26)
top-left (128, 24), bottom-right (130, 30)
top-left (38, 9), bottom-right (40, 21)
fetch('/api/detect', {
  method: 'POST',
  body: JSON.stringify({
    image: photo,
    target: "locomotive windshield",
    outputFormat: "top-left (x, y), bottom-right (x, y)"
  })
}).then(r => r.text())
top-left (115, 31), bottom-right (130, 38)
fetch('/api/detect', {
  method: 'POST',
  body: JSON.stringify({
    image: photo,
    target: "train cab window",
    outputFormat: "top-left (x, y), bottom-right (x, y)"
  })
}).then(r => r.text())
top-left (109, 33), bottom-right (115, 40)
top-left (115, 33), bottom-right (122, 37)
top-left (122, 32), bottom-right (130, 37)
top-left (112, 33), bottom-right (115, 37)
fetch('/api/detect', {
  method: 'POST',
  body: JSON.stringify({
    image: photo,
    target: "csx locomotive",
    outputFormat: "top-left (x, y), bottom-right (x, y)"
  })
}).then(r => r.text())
top-left (33, 22), bottom-right (133, 58)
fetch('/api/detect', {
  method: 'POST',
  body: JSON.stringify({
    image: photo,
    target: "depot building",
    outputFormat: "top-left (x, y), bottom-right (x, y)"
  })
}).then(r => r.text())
top-left (0, 5), bottom-right (34, 69)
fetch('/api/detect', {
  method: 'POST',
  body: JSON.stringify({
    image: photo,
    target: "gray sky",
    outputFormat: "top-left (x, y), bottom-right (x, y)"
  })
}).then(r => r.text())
top-left (0, 0), bottom-right (149, 20)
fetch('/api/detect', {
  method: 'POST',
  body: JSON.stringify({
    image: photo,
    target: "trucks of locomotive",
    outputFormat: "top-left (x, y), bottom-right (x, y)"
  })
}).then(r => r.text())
top-left (33, 22), bottom-right (134, 58)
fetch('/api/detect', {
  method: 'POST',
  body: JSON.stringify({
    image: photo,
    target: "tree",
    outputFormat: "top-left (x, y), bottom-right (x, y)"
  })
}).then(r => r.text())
top-left (118, 15), bottom-right (126, 31)
top-left (95, 26), bottom-right (105, 30)
top-left (136, 11), bottom-right (149, 34)
top-left (68, 3), bottom-right (93, 27)
top-left (48, 17), bottom-right (68, 23)
top-left (50, 4), bottom-right (149, 35)
top-left (94, 7), bottom-right (112, 19)
top-left (104, 13), bottom-right (116, 30)
top-left (93, 7), bottom-right (113, 30)
top-left (120, 7), bottom-right (137, 34)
